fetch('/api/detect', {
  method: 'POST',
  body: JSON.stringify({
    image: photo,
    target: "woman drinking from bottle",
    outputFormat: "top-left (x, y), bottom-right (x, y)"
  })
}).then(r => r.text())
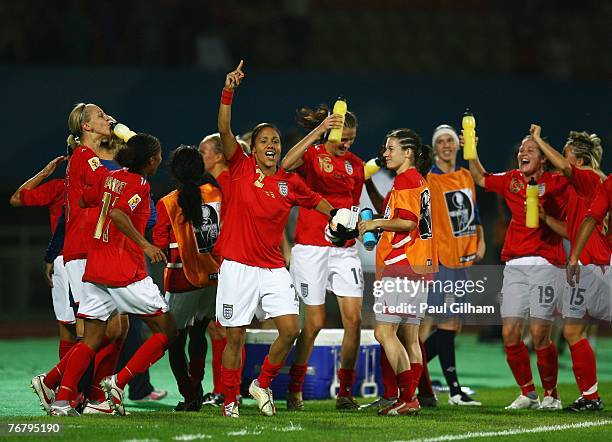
top-left (281, 103), bottom-right (365, 410)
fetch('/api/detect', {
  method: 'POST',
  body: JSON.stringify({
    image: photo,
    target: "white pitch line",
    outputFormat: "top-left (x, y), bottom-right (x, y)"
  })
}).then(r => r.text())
top-left (394, 419), bottom-right (612, 442)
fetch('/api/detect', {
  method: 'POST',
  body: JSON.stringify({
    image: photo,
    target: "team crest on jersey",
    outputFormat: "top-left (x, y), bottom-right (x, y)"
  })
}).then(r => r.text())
top-left (223, 304), bottom-right (233, 320)
top-left (509, 177), bottom-right (524, 194)
top-left (127, 194), bottom-right (142, 211)
top-left (538, 183), bottom-right (546, 196)
top-left (300, 283), bottom-right (309, 298)
top-left (444, 189), bottom-right (476, 237)
top-left (345, 161), bottom-right (353, 175)
top-left (278, 181), bottom-right (288, 197)
top-left (88, 157), bottom-right (101, 171)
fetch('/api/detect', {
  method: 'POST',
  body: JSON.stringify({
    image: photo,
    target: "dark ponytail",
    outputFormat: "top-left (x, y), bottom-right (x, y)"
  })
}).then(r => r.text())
top-left (386, 128), bottom-right (433, 176)
top-left (296, 105), bottom-right (358, 135)
top-left (169, 145), bottom-right (207, 228)
top-left (115, 133), bottom-right (161, 174)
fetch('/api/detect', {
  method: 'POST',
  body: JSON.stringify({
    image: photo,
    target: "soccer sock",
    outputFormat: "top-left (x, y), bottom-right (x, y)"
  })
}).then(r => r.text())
top-left (59, 339), bottom-right (75, 360)
top-left (257, 355), bottom-right (284, 389)
top-left (417, 339), bottom-right (434, 396)
top-left (536, 343), bottom-right (558, 399)
top-left (221, 365), bottom-right (241, 406)
top-left (211, 337), bottom-right (226, 394)
top-left (188, 324), bottom-right (207, 385)
top-left (397, 369), bottom-right (414, 402)
top-left (289, 363), bottom-right (308, 393)
top-left (337, 368), bottom-right (355, 398)
top-left (89, 338), bottom-right (124, 402)
top-left (410, 363), bottom-right (423, 400)
top-left (504, 342), bottom-right (536, 397)
top-left (55, 342), bottom-right (95, 402)
top-left (380, 348), bottom-right (398, 399)
top-left (116, 333), bottom-right (169, 390)
top-left (424, 329), bottom-right (438, 362)
top-left (570, 339), bottom-right (599, 400)
top-left (436, 329), bottom-right (461, 396)
top-left (45, 344), bottom-right (79, 389)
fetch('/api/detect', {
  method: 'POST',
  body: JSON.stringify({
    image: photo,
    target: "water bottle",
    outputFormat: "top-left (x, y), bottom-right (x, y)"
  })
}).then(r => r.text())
top-left (526, 177), bottom-right (539, 228)
top-left (111, 122), bottom-right (137, 142)
top-left (327, 97), bottom-right (347, 144)
top-left (462, 110), bottom-right (476, 160)
top-left (364, 158), bottom-right (381, 179)
top-left (360, 208), bottom-right (377, 251)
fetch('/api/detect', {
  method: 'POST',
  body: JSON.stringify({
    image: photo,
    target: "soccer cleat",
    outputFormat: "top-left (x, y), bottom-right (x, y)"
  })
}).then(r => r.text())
top-left (448, 392), bottom-right (481, 406)
top-left (82, 400), bottom-right (115, 415)
top-left (202, 392), bottom-right (224, 407)
top-left (249, 379), bottom-right (276, 416)
top-left (564, 396), bottom-right (604, 412)
top-left (30, 374), bottom-right (55, 412)
top-left (336, 395), bottom-right (360, 410)
top-left (174, 399), bottom-right (202, 412)
top-left (49, 400), bottom-right (80, 417)
top-left (359, 396), bottom-right (397, 410)
top-left (505, 394), bottom-right (540, 410)
top-left (130, 389), bottom-right (168, 402)
top-left (286, 391), bottom-right (304, 411)
top-left (538, 396), bottom-right (562, 410)
top-left (417, 394), bottom-right (438, 408)
top-left (378, 399), bottom-right (421, 416)
top-left (222, 401), bottom-right (239, 418)
top-left (100, 375), bottom-right (126, 416)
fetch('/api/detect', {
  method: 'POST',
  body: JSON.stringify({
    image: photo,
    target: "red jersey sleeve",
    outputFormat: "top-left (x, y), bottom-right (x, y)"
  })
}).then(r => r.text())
top-left (82, 170), bottom-right (109, 208)
top-left (114, 177), bottom-right (148, 215)
top-left (152, 200), bottom-right (171, 249)
top-left (228, 143), bottom-right (251, 177)
top-left (295, 145), bottom-right (316, 176)
top-left (287, 174), bottom-right (323, 210)
top-left (352, 158), bottom-right (365, 206)
top-left (484, 172), bottom-right (507, 195)
top-left (20, 179), bottom-right (64, 207)
top-left (587, 177), bottom-right (611, 223)
top-left (569, 165), bottom-right (602, 199)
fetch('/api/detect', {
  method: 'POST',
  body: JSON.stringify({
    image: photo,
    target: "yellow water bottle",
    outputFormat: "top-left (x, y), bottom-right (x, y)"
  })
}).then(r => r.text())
top-left (526, 177), bottom-right (539, 228)
top-left (364, 158), bottom-right (381, 179)
top-left (462, 110), bottom-right (476, 160)
top-left (327, 97), bottom-right (347, 144)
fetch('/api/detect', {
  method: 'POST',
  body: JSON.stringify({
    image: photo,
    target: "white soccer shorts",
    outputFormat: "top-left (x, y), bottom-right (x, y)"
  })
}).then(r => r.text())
top-left (51, 255), bottom-right (75, 324)
top-left (290, 244), bottom-right (363, 306)
top-left (79, 276), bottom-right (168, 321)
top-left (64, 258), bottom-right (86, 305)
top-left (166, 286), bottom-right (217, 330)
top-left (216, 259), bottom-right (299, 327)
top-left (373, 276), bottom-right (428, 325)
top-left (562, 264), bottom-right (610, 321)
top-left (499, 256), bottom-right (564, 321)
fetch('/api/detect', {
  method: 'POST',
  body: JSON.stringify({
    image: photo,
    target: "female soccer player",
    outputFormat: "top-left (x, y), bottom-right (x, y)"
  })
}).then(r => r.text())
top-left (281, 104), bottom-right (364, 410)
top-left (153, 145), bottom-right (222, 411)
top-left (216, 61), bottom-right (333, 418)
top-left (469, 132), bottom-right (568, 410)
top-left (359, 128), bottom-right (436, 416)
top-left (417, 125), bottom-right (485, 406)
top-left (530, 125), bottom-right (608, 411)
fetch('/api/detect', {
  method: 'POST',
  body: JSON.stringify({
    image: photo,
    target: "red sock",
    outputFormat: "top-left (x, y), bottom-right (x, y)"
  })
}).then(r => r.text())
top-left (380, 348), bottom-right (398, 399)
top-left (397, 369), bottom-right (414, 402)
top-left (55, 342), bottom-right (95, 401)
top-left (116, 333), bottom-right (169, 389)
top-left (337, 368), bottom-right (355, 397)
top-left (570, 338), bottom-right (599, 400)
top-left (211, 337), bottom-right (226, 394)
top-left (89, 339), bottom-right (124, 402)
top-left (410, 363), bottom-right (423, 399)
top-left (536, 343), bottom-right (558, 399)
top-left (59, 339), bottom-right (75, 360)
top-left (257, 355), bottom-right (283, 389)
top-left (45, 344), bottom-right (79, 389)
top-left (504, 343), bottom-right (535, 396)
top-left (417, 340), bottom-right (434, 396)
top-left (221, 365), bottom-right (241, 406)
top-left (289, 363), bottom-right (308, 393)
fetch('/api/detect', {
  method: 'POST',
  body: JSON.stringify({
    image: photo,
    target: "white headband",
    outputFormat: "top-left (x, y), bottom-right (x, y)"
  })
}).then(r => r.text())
top-left (432, 125), bottom-right (459, 147)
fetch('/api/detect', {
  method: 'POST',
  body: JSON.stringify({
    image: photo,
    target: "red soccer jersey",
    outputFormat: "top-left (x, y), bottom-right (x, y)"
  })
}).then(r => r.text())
top-left (484, 170), bottom-right (568, 265)
top-left (587, 174), bottom-right (612, 248)
top-left (20, 179), bottom-right (64, 233)
top-left (294, 144), bottom-right (364, 247)
top-left (63, 146), bottom-right (109, 263)
top-left (216, 169), bottom-right (231, 221)
top-left (215, 146), bottom-right (323, 268)
top-left (565, 166), bottom-right (610, 264)
top-left (83, 169), bottom-right (150, 287)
